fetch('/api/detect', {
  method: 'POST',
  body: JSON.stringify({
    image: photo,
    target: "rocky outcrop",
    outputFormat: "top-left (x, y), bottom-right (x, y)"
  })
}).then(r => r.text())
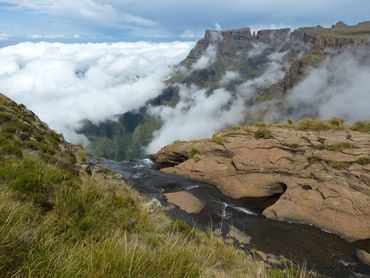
top-left (357, 249), bottom-right (370, 266)
top-left (164, 191), bottom-right (205, 214)
top-left (152, 125), bottom-right (370, 242)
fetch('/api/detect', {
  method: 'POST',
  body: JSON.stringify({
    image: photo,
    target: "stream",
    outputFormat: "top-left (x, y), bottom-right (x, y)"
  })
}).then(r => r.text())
top-left (104, 157), bottom-right (370, 278)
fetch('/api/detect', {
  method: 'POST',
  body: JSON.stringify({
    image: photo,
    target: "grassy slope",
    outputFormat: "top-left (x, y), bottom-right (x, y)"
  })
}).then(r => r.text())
top-left (0, 94), bottom-right (310, 277)
top-left (298, 21), bottom-right (370, 40)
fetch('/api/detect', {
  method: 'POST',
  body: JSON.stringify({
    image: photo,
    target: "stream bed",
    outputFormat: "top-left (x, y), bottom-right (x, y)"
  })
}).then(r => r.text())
top-left (105, 157), bottom-right (370, 278)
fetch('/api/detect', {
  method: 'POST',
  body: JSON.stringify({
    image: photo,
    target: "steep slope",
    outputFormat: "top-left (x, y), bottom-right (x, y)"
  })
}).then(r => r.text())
top-left (78, 21), bottom-right (370, 161)
top-left (152, 119), bottom-right (370, 242)
top-left (0, 93), bottom-right (286, 277)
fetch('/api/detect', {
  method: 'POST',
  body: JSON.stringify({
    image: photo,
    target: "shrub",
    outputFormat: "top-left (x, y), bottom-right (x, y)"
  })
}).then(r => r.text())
top-left (296, 118), bottom-right (347, 131)
top-left (170, 219), bottom-right (194, 235)
top-left (0, 157), bottom-right (77, 210)
top-left (0, 112), bottom-right (12, 123)
top-left (213, 136), bottom-right (225, 146)
top-left (188, 147), bottom-right (200, 159)
top-left (327, 142), bottom-right (354, 151)
top-left (356, 156), bottom-right (370, 165)
top-left (351, 121), bottom-right (370, 132)
top-left (297, 119), bottom-right (330, 131)
top-left (254, 128), bottom-right (273, 139)
top-left (313, 142), bottom-right (354, 152)
top-left (328, 117), bottom-right (345, 128)
top-left (0, 144), bottom-right (23, 158)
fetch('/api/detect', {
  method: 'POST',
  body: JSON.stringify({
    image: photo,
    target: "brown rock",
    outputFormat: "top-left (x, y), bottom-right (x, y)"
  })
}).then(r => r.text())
top-left (356, 249), bottom-right (370, 266)
top-left (153, 125), bottom-right (370, 241)
top-left (227, 225), bottom-right (251, 245)
top-left (164, 191), bottom-right (205, 214)
top-left (214, 174), bottom-right (287, 198)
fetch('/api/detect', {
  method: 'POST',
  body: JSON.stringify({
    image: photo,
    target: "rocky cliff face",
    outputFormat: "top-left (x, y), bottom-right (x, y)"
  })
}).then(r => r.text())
top-left (152, 122), bottom-right (370, 242)
top-left (173, 21), bottom-right (370, 90)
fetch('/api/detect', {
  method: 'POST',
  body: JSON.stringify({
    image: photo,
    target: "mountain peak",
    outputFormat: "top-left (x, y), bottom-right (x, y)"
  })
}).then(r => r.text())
top-left (332, 21), bottom-right (348, 28)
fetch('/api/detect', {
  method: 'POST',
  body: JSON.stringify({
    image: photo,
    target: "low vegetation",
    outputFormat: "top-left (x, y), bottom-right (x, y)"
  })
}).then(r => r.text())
top-left (312, 141), bottom-right (354, 152)
top-left (283, 118), bottom-right (370, 134)
top-left (299, 21), bottom-right (370, 40)
top-left (254, 127), bottom-right (273, 139)
top-left (351, 120), bottom-right (370, 133)
top-left (291, 117), bottom-right (348, 131)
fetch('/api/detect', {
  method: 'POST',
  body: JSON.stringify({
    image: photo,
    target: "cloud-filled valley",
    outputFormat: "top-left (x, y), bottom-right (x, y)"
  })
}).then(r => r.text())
top-left (0, 41), bottom-right (194, 143)
top-left (1, 39), bottom-right (370, 154)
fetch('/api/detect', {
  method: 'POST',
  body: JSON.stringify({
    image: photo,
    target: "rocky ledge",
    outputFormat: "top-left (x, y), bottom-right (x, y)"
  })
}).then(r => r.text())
top-left (152, 123), bottom-right (370, 242)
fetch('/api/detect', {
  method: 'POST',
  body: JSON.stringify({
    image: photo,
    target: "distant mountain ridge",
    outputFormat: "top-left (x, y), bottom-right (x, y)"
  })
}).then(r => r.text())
top-left (79, 21), bottom-right (370, 161)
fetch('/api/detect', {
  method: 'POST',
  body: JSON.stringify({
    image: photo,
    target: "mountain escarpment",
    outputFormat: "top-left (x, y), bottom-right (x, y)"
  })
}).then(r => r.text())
top-left (79, 21), bottom-right (370, 161)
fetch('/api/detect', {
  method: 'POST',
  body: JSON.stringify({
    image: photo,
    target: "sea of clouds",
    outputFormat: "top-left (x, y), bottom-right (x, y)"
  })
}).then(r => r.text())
top-left (0, 41), bottom-right (194, 142)
top-left (1, 41), bottom-right (370, 154)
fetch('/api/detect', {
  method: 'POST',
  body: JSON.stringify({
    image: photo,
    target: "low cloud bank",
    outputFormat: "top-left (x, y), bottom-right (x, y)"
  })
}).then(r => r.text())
top-left (1, 41), bottom-right (369, 155)
top-left (147, 50), bottom-right (289, 152)
top-left (287, 51), bottom-right (370, 122)
top-left (0, 41), bottom-right (194, 142)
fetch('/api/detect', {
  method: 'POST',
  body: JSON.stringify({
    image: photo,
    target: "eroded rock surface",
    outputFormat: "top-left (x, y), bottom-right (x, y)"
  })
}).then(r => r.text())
top-left (152, 125), bottom-right (370, 242)
top-left (164, 191), bottom-right (205, 214)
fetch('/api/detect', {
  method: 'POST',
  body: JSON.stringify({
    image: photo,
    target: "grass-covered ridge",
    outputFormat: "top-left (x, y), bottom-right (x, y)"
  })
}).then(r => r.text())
top-left (298, 21), bottom-right (370, 40)
top-left (0, 93), bottom-right (310, 277)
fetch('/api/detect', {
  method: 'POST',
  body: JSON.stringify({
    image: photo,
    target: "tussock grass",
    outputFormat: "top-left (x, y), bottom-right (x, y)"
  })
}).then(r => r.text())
top-left (351, 120), bottom-right (370, 133)
top-left (254, 128), bottom-right (273, 139)
top-left (295, 118), bottom-right (348, 132)
top-left (0, 166), bottom-right (276, 278)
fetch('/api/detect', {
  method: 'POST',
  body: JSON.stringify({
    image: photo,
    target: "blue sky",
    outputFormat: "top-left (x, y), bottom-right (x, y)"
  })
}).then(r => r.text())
top-left (1, 0), bottom-right (370, 43)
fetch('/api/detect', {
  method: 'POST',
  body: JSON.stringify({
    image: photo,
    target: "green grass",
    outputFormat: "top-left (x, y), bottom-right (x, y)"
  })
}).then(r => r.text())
top-left (351, 120), bottom-right (370, 133)
top-left (280, 117), bottom-right (370, 133)
top-left (0, 162), bottom-right (279, 277)
top-left (254, 127), bottom-right (273, 139)
top-left (212, 136), bottom-right (225, 146)
top-left (295, 118), bottom-right (347, 132)
top-left (356, 156), bottom-right (370, 166)
top-left (312, 142), bottom-right (354, 152)
top-left (298, 21), bottom-right (370, 40)
top-left (188, 147), bottom-right (200, 159)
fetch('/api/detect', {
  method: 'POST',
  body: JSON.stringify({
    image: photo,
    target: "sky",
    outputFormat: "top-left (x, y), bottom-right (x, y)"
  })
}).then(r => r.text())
top-left (1, 0), bottom-right (370, 43)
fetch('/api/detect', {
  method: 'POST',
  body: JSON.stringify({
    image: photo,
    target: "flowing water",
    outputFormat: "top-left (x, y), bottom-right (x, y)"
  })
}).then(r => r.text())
top-left (105, 157), bottom-right (370, 278)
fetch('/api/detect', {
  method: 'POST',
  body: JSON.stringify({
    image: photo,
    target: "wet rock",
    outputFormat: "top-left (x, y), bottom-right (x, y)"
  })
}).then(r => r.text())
top-left (356, 249), bottom-right (370, 266)
top-left (253, 250), bottom-right (281, 265)
top-left (153, 125), bottom-right (370, 241)
top-left (164, 191), bottom-right (205, 214)
top-left (227, 225), bottom-right (251, 245)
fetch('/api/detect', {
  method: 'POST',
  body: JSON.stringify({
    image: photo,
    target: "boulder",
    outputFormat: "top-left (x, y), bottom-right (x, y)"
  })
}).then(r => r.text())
top-left (164, 191), bottom-right (205, 214)
top-left (356, 249), bottom-right (370, 266)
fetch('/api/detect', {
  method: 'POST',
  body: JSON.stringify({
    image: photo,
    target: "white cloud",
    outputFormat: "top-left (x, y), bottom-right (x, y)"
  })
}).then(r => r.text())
top-left (191, 30), bottom-right (222, 70)
top-left (287, 51), bottom-right (370, 122)
top-left (147, 86), bottom-right (245, 153)
top-left (247, 42), bottom-right (268, 58)
top-left (0, 34), bottom-right (11, 41)
top-left (219, 71), bottom-right (241, 86)
top-left (3, 0), bottom-right (156, 28)
top-left (191, 44), bottom-right (217, 70)
top-left (147, 50), bottom-right (289, 153)
top-left (0, 41), bottom-right (194, 142)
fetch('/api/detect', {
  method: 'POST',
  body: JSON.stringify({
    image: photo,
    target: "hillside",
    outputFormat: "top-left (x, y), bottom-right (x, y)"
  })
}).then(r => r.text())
top-left (78, 21), bottom-right (370, 161)
top-left (0, 93), bottom-right (297, 277)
